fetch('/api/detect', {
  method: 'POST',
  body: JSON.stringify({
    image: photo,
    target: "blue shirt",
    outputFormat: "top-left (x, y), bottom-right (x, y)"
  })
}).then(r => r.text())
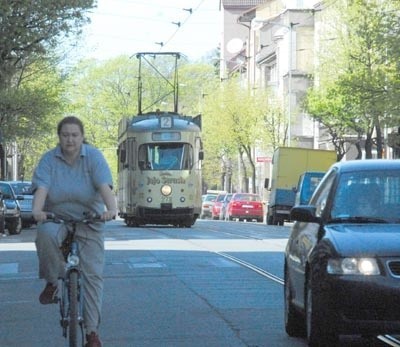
top-left (32, 144), bottom-right (113, 222)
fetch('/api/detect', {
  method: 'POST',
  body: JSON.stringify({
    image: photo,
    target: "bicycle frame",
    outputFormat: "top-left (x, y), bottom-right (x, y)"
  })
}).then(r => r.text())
top-left (46, 212), bottom-right (102, 347)
top-left (59, 221), bottom-right (85, 347)
top-left (55, 222), bottom-right (84, 347)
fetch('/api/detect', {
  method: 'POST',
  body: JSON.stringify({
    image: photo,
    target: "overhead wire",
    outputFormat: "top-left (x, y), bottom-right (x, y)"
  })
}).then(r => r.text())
top-left (158, 0), bottom-right (207, 52)
top-left (85, 0), bottom-right (217, 57)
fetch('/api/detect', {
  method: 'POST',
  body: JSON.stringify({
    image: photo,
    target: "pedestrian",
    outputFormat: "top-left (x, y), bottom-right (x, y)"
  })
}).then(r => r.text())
top-left (32, 116), bottom-right (116, 347)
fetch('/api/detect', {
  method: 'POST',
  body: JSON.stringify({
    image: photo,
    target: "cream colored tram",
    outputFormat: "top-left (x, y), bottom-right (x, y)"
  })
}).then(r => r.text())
top-left (117, 112), bottom-right (203, 227)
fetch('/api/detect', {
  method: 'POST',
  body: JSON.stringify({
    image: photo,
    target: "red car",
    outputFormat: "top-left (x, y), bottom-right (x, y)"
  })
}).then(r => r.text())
top-left (211, 193), bottom-right (226, 220)
top-left (225, 193), bottom-right (264, 222)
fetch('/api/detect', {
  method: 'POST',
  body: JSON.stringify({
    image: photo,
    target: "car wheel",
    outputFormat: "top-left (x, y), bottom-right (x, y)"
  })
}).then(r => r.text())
top-left (306, 271), bottom-right (338, 347)
top-left (8, 217), bottom-right (22, 235)
top-left (284, 266), bottom-right (306, 337)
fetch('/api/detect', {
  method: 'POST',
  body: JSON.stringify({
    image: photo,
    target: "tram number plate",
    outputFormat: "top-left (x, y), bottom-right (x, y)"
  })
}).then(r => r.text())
top-left (161, 196), bottom-right (172, 203)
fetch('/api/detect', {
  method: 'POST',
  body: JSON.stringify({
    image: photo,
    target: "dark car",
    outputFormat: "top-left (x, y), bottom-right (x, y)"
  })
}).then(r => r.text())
top-left (284, 160), bottom-right (400, 346)
top-left (225, 193), bottom-right (264, 222)
top-left (0, 181), bottom-right (22, 234)
top-left (9, 181), bottom-right (34, 228)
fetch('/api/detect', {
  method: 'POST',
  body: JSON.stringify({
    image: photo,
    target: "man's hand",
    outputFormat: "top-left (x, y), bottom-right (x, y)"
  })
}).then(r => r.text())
top-left (33, 210), bottom-right (47, 223)
top-left (101, 210), bottom-right (117, 221)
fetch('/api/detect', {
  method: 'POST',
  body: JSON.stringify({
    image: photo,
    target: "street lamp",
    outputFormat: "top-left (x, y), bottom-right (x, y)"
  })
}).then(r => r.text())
top-left (252, 18), bottom-right (295, 146)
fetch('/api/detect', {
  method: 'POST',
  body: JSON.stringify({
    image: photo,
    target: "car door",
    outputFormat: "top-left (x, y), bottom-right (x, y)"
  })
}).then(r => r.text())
top-left (286, 170), bottom-right (337, 308)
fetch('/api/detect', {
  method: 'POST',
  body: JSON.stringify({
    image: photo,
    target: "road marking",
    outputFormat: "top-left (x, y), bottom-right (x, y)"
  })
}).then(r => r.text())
top-left (0, 263), bottom-right (18, 274)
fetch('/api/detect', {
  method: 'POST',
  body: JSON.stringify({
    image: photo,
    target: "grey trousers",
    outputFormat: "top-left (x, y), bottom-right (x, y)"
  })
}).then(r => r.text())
top-left (35, 221), bottom-right (105, 334)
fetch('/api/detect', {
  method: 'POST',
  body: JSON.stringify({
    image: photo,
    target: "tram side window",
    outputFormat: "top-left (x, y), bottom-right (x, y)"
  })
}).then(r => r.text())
top-left (181, 143), bottom-right (193, 169)
top-left (127, 138), bottom-right (137, 170)
top-left (138, 145), bottom-right (152, 170)
top-left (117, 141), bottom-right (127, 171)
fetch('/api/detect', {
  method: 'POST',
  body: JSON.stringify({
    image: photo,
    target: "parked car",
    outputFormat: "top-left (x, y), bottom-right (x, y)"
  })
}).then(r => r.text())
top-left (285, 160), bottom-right (400, 346)
top-left (225, 193), bottom-right (264, 222)
top-left (0, 181), bottom-right (22, 234)
top-left (200, 194), bottom-right (218, 219)
top-left (211, 193), bottom-right (227, 220)
top-left (9, 181), bottom-right (34, 228)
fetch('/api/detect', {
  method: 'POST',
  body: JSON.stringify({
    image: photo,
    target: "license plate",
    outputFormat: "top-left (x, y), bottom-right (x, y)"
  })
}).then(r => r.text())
top-left (242, 204), bottom-right (253, 208)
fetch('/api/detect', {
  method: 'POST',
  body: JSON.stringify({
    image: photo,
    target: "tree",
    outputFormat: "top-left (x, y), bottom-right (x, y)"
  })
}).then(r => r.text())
top-left (202, 77), bottom-right (274, 193)
top-left (0, 0), bottom-right (95, 88)
top-left (306, 0), bottom-right (400, 159)
top-left (0, 0), bottom-right (96, 179)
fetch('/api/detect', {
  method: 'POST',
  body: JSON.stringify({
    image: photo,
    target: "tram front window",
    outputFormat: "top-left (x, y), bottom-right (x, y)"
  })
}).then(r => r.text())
top-left (138, 143), bottom-right (193, 170)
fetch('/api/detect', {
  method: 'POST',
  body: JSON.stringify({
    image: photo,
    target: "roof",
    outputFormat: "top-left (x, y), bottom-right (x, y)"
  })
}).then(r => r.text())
top-left (222, 0), bottom-right (267, 8)
top-left (334, 159), bottom-right (400, 173)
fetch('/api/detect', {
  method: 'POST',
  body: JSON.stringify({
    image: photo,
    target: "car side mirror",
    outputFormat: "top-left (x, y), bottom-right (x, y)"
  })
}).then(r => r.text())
top-left (290, 205), bottom-right (321, 223)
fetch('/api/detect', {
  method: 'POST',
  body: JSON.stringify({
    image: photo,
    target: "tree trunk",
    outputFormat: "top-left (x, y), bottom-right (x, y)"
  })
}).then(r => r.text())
top-left (365, 132), bottom-right (373, 159)
top-left (375, 123), bottom-right (383, 159)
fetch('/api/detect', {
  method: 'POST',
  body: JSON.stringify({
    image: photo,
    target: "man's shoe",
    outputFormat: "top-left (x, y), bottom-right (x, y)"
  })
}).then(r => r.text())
top-left (85, 332), bottom-right (102, 347)
top-left (39, 283), bottom-right (58, 304)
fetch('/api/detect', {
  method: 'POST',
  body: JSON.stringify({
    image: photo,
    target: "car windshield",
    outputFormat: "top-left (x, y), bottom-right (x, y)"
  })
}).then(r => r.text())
top-left (10, 182), bottom-right (33, 195)
top-left (205, 195), bottom-right (217, 202)
top-left (216, 194), bottom-right (226, 202)
top-left (234, 194), bottom-right (260, 202)
top-left (330, 170), bottom-right (400, 222)
top-left (0, 184), bottom-right (13, 197)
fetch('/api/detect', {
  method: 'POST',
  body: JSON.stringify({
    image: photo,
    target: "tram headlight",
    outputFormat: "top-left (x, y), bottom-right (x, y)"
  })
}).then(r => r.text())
top-left (161, 185), bottom-right (172, 196)
top-left (180, 197), bottom-right (185, 202)
top-left (147, 197), bottom-right (153, 203)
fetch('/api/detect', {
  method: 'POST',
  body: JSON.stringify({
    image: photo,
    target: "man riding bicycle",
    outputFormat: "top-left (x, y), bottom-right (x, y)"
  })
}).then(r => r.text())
top-left (32, 116), bottom-right (117, 347)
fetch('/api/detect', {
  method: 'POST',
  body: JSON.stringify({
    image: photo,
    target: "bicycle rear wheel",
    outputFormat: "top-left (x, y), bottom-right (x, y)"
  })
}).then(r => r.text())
top-left (68, 270), bottom-right (80, 347)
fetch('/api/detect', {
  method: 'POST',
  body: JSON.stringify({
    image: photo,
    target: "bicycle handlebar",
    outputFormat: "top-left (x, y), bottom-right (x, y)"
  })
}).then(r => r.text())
top-left (45, 212), bottom-right (104, 224)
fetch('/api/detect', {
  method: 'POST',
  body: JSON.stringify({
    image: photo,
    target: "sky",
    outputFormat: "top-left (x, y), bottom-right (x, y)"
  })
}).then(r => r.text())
top-left (76, 0), bottom-right (222, 62)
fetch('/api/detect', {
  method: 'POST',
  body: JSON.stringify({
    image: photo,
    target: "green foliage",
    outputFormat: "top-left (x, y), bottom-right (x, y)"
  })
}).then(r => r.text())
top-left (202, 77), bottom-right (278, 192)
top-left (1, 60), bottom-right (65, 179)
top-left (0, 0), bottom-right (96, 88)
top-left (64, 56), bottom-right (138, 180)
top-left (0, 0), bottom-right (97, 179)
top-left (307, 0), bottom-right (400, 158)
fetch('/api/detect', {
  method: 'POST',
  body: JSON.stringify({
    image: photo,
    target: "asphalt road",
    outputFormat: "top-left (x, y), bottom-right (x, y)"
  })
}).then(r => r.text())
top-left (0, 219), bottom-right (390, 347)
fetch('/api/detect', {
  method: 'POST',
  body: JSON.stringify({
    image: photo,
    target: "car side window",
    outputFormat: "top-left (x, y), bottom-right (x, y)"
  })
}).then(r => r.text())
top-left (310, 170), bottom-right (336, 218)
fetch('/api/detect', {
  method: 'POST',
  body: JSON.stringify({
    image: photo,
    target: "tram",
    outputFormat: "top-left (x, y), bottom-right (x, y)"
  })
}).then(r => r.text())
top-left (117, 52), bottom-right (203, 227)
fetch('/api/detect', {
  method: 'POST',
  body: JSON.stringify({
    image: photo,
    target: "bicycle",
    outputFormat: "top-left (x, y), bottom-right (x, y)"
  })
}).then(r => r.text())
top-left (45, 212), bottom-right (103, 347)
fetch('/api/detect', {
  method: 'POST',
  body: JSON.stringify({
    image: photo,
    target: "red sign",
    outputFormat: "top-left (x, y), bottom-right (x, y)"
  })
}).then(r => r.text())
top-left (256, 156), bottom-right (272, 163)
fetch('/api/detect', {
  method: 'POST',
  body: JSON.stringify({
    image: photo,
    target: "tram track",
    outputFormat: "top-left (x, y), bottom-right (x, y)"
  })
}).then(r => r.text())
top-left (216, 251), bottom-right (400, 347)
top-left (148, 225), bottom-right (400, 347)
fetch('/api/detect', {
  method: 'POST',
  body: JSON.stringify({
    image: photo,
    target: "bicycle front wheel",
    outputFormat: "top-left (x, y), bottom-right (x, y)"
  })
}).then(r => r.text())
top-left (68, 270), bottom-right (80, 347)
